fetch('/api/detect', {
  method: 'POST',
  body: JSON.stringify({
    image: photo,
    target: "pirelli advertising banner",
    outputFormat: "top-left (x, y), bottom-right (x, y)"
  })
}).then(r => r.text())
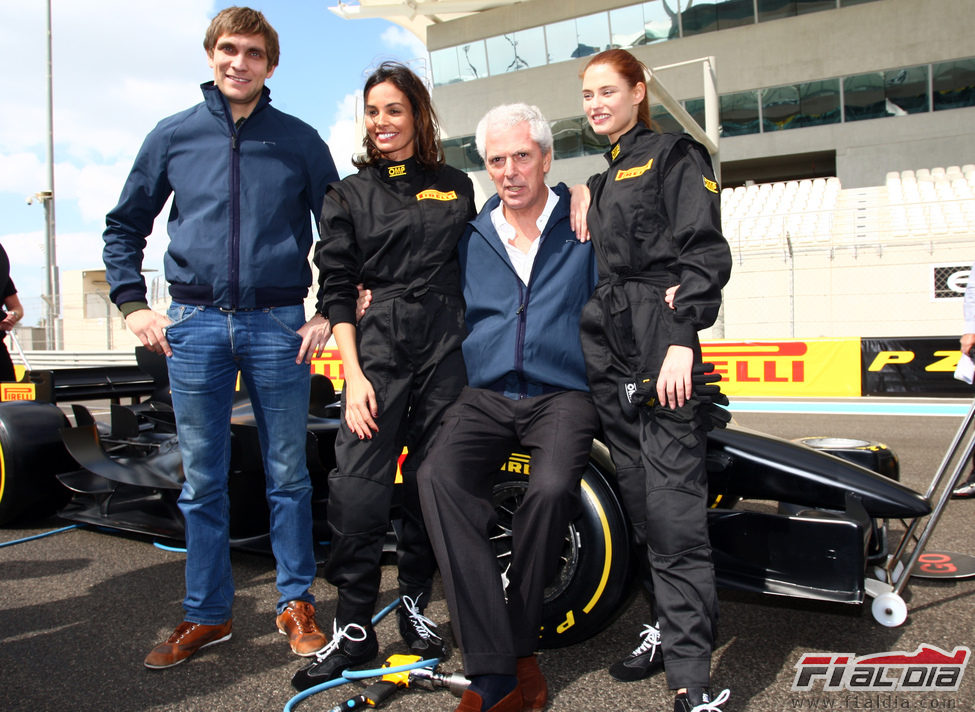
top-left (311, 339), bottom-right (964, 398)
top-left (861, 337), bottom-right (969, 397)
top-left (700, 339), bottom-right (862, 397)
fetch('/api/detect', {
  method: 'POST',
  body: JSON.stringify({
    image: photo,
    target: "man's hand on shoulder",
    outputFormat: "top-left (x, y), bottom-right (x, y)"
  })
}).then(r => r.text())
top-left (125, 308), bottom-right (173, 357)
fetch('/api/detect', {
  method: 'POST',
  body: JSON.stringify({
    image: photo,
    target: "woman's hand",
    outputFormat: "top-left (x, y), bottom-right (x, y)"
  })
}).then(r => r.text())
top-left (569, 184), bottom-right (591, 242)
top-left (664, 284), bottom-right (678, 310)
top-left (656, 344), bottom-right (694, 409)
top-left (355, 283), bottom-right (372, 322)
top-left (296, 313), bottom-right (332, 364)
top-left (343, 371), bottom-right (379, 439)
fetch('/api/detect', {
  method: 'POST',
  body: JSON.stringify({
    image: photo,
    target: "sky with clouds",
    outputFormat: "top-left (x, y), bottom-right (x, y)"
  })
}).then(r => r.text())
top-left (2, 0), bottom-right (427, 327)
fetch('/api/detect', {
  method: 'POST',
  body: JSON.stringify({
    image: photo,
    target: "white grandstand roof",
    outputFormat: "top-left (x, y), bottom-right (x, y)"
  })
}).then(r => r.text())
top-left (327, 0), bottom-right (523, 42)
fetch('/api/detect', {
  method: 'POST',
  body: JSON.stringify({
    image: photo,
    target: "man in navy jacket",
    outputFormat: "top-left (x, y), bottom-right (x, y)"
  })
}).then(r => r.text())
top-left (417, 104), bottom-right (599, 712)
top-left (103, 7), bottom-right (338, 669)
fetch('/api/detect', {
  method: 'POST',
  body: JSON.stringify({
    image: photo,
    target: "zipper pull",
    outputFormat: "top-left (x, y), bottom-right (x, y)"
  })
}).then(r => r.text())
top-left (231, 117), bottom-right (245, 151)
top-left (516, 304), bottom-right (525, 315)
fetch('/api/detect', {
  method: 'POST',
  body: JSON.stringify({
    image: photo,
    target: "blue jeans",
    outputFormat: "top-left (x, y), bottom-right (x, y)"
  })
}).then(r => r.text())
top-left (165, 303), bottom-right (316, 623)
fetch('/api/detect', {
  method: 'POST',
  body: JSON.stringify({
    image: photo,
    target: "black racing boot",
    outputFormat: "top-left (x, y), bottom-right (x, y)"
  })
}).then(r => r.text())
top-left (673, 687), bottom-right (730, 712)
top-left (609, 622), bottom-right (665, 681)
top-left (398, 593), bottom-right (449, 661)
top-left (291, 621), bottom-right (379, 691)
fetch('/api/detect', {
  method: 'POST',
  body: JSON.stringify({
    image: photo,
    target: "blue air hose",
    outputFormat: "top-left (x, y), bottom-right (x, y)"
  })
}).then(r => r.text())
top-left (0, 523), bottom-right (84, 548)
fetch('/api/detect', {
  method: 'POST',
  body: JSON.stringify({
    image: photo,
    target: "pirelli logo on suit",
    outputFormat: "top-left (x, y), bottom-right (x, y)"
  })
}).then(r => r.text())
top-left (615, 158), bottom-right (653, 181)
top-left (703, 176), bottom-right (719, 194)
top-left (416, 189), bottom-right (458, 201)
top-left (387, 164), bottom-right (407, 177)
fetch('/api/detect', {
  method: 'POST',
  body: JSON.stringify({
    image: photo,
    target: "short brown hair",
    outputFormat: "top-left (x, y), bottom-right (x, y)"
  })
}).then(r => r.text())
top-left (582, 49), bottom-right (652, 130)
top-left (204, 6), bottom-right (280, 69)
top-left (355, 62), bottom-right (444, 171)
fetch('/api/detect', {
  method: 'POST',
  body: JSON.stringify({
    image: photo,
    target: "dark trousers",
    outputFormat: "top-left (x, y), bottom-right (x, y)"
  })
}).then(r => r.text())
top-left (324, 295), bottom-right (467, 627)
top-left (418, 387), bottom-right (598, 675)
top-left (580, 289), bottom-right (718, 691)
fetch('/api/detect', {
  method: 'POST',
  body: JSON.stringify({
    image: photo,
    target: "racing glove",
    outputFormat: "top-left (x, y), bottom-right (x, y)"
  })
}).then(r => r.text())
top-left (619, 363), bottom-right (731, 430)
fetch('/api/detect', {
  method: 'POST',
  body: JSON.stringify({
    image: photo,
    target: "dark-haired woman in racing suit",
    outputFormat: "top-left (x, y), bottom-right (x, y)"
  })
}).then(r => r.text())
top-left (293, 63), bottom-right (475, 691)
top-left (579, 50), bottom-right (733, 712)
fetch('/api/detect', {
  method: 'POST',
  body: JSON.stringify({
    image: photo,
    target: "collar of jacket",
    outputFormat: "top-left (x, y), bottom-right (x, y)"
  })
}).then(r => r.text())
top-left (604, 121), bottom-right (654, 166)
top-left (375, 155), bottom-right (421, 184)
top-left (200, 81), bottom-right (272, 124)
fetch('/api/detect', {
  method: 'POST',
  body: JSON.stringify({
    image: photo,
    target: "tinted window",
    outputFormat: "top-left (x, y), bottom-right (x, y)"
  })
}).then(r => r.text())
top-left (546, 12), bottom-right (610, 64)
top-left (431, 42), bottom-right (488, 86)
top-left (609, 2), bottom-right (681, 47)
top-left (883, 66), bottom-right (929, 114)
top-left (721, 90), bottom-right (761, 136)
top-left (933, 58), bottom-right (975, 111)
top-left (486, 27), bottom-right (546, 76)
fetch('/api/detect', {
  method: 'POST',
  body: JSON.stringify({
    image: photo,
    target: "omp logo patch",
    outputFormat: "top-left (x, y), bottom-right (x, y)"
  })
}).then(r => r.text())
top-left (416, 189), bottom-right (457, 201)
top-left (615, 158), bottom-right (653, 181)
top-left (388, 164), bottom-right (406, 177)
top-left (611, 143), bottom-right (621, 161)
top-left (703, 176), bottom-right (718, 193)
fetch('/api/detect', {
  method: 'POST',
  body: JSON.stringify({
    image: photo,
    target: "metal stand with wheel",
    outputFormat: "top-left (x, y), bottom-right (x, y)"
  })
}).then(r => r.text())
top-left (865, 397), bottom-right (975, 626)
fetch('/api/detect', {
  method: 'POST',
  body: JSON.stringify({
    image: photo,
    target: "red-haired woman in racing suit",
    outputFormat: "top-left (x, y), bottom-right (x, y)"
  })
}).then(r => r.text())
top-left (579, 49), bottom-right (733, 712)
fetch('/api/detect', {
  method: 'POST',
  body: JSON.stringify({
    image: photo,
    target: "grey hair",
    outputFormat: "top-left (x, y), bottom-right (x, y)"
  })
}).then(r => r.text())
top-left (474, 103), bottom-right (554, 161)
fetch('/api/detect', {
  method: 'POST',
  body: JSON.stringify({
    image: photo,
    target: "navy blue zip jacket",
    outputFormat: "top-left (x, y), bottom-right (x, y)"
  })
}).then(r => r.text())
top-left (103, 82), bottom-right (338, 310)
top-left (460, 183), bottom-right (598, 393)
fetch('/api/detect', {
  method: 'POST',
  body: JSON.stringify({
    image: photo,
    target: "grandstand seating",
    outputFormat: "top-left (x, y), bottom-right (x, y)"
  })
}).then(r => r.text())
top-left (721, 165), bottom-right (975, 252)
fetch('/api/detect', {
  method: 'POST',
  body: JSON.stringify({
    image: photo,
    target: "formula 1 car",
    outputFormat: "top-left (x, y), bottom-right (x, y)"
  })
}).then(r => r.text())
top-left (0, 350), bottom-right (931, 645)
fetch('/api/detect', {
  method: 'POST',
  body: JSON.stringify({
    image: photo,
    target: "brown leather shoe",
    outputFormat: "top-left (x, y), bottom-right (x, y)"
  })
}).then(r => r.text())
top-left (276, 600), bottom-right (327, 656)
top-left (144, 620), bottom-right (232, 669)
top-left (517, 655), bottom-right (547, 711)
top-left (455, 687), bottom-right (524, 712)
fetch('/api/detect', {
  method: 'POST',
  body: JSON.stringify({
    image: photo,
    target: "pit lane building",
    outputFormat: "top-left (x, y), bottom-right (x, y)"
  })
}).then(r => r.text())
top-left (330, 0), bottom-right (975, 341)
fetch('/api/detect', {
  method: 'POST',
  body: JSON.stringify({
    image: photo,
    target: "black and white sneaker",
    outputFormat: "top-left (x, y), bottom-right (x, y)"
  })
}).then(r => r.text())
top-left (609, 622), bottom-right (664, 681)
top-left (674, 687), bottom-right (730, 712)
top-left (291, 621), bottom-right (378, 691)
top-left (398, 594), bottom-right (449, 661)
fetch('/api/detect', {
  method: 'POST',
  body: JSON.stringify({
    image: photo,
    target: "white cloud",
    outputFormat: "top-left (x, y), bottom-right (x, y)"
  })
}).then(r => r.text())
top-left (381, 25), bottom-right (427, 57)
top-left (0, 152), bottom-right (133, 224)
top-left (0, 0), bottom-right (211, 319)
top-left (0, 153), bottom-right (46, 197)
top-left (380, 26), bottom-right (430, 81)
top-left (1, 0), bottom-right (211, 163)
top-left (325, 93), bottom-right (363, 178)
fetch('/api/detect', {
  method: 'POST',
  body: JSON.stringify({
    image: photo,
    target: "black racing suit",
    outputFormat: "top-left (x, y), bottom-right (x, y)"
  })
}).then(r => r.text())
top-left (579, 123), bottom-right (732, 690)
top-left (315, 156), bottom-right (476, 627)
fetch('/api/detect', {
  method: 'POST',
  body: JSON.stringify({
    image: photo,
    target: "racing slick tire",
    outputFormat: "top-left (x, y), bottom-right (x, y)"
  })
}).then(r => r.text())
top-left (492, 454), bottom-right (633, 649)
top-left (0, 401), bottom-right (74, 525)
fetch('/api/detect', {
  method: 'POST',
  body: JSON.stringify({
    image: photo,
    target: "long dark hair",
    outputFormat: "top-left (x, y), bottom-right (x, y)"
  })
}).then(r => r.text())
top-left (581, 49), bottom-right (652, 130)
top-left (354, 62), bottom-right (444, 171)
